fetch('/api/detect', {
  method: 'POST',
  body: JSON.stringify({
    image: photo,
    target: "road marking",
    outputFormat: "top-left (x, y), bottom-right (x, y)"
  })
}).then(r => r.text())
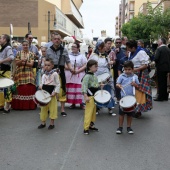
top-left (60, 116), bottom-right (83, 170)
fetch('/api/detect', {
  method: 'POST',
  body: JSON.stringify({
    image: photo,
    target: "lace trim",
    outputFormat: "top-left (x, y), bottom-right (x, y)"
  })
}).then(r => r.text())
top-left (12, 95), bottom-right (34, 100)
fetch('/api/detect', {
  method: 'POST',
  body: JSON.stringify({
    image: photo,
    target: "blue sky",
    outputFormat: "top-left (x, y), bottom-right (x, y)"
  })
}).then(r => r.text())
top-left (80, 0), bottom-right (120, 39)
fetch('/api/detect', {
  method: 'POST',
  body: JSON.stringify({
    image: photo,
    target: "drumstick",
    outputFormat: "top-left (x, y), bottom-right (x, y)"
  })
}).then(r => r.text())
top-left (133, 76), bottom-right (135, 95)
top-left (101, 79), bottom-right (103, 96)
top-left (122, 83), bottom-right (131, 88)
top-left (41, 90), bottom-right (46, 98)
top-left (121, 88), bottom-right (126, 96)
top-left (42, 95), bottom-right (51, 100)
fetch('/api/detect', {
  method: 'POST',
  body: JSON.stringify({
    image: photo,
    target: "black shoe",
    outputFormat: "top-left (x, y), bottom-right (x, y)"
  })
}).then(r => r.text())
top-left (127, 127), bottom-right (134, 134)
top-left (84, 130), bottom-right (89, 135)
top-left (116, 127), bottom-right (123, 134)
top-left (48, 125), bottom-right (55, 130)
top-left (3, 109), bottom-right (10, 114)
top-left (80, 104), bottom-right (85, 110)
top-left (153, 94), bottom-right (159, 99)
top-left (89, 126), bottom-right (99, 131)
top-left (133, 112), bottom-right (142, 118)
top-left (38, 124), bottom-right (46, 129)
top-left (90, 122), bottom-right (94, 127)
top-left (154, 98), bottom-right (164, 101)
top-left (61, 112), bottom-right (67, 117)
top-left (0, 108), bottom-right (4, 111)
top-left (69, 104), bottom-right (76, 109)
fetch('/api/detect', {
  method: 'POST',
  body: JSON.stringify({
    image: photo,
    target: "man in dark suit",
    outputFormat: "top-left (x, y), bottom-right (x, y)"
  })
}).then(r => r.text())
top-left (154, 38), bottom-right (170, 101)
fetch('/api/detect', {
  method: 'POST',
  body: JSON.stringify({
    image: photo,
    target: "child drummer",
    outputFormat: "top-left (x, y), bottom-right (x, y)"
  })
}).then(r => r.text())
top-left (82, 59), bottom-right (104, 135)
top-left (38, 58), bottom-right (60, 130)
top-left (116, 61), bottom-right (139, 134)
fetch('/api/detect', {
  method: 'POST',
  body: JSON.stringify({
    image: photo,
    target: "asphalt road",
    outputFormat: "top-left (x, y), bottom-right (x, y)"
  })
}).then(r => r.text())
top-left (0, 89), bottom-right (170, 170)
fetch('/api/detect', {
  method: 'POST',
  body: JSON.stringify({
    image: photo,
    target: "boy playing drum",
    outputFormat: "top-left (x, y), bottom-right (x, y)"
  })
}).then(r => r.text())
top-left (38, 58), bottom-right (60, 130)
top-left (116, 61), bottom-right (139, 134)
top-left (82, 60), bottom-right (104, 135)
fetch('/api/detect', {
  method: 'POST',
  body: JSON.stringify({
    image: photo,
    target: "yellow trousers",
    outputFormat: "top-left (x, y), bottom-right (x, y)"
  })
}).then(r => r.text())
top-left (58, 76), bottom-right (66, 102)
top-left (58, 86), bottom-right (66, 102)
top-left (40, 96), bottom-right (58, 122)
top-left (0, 92), bottom-right (4, 107)
top-left (0, 71), bottom-right (12, 107)
top-left (84, 96), bottom-right (96, 130)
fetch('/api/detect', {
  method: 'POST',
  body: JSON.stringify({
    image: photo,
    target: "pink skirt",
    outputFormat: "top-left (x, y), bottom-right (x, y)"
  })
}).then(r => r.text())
top-left (66, 83), bottom-right (83, 104)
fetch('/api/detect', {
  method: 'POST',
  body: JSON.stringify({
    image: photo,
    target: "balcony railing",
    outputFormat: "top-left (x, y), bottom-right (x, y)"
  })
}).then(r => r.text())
top-left (54, 7), bottom-right (82, 40)
top-left (62, 0), bottom-right (84, 28)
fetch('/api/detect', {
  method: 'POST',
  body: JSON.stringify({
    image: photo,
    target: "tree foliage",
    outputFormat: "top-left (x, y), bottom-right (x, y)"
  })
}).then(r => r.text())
top-left (121, 2), bottom-right (170, 42)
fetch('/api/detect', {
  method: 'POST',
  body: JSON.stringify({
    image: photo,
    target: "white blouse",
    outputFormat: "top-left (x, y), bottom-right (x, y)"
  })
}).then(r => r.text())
top-left (131, 50), bottom-right (149, 68)
top-left (41, 72), bottom-right (60, 93)
top-left (89, 53), bottom-right (110, 76)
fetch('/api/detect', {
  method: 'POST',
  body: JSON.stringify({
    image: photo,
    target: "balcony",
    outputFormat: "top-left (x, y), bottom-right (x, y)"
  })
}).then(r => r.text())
top-left (72, 0), bottom-right (83, 9)
top-left (53, 7), bottom-right (82, 41)
top-left (61, 0), bottom-right (84, 28)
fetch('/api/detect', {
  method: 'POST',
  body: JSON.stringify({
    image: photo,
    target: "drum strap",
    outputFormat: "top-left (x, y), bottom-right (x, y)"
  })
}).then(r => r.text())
top-left (53, 47), bottom-right (66, 96)
top-left (87, 87), bottom-right (99, 96)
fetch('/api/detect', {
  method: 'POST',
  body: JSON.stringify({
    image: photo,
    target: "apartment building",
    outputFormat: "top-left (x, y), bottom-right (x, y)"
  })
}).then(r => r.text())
top-left (154, 0), bottom-right (170, 11)
top-left (115, 0), bottom-right (160, 36)
top-left (0, 0), bottom-right (84, 44)
top-left (139, 1), bottom-right (158, 15)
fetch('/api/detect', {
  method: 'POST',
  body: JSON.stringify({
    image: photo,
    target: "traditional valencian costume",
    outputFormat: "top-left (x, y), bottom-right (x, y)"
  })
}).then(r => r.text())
top-left (88, 41), bottom-right (115, 112)
top-left (129, 46), bottom-right (152, 115)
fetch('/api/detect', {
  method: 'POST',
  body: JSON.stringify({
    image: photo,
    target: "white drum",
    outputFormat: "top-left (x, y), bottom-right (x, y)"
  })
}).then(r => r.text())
top-left (33, 90), bottom-right (51, 106)
top-left (0, 78), bottom-right (14, 89)
top-left (94, 90), bottom-right (111, 104)
top-left (119, 95), bottom-right (136, 112)
top-left (97, 73), bottom-right (110, 84)
top-left (149, 69), bottom-right (155, 78)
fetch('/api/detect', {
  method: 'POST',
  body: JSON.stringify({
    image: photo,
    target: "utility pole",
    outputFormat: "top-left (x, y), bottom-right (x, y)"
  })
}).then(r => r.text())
top-left (10, 24), bottom-right (13, 46)
top-left (48, 11), bottom-right (50, 42)
top-left (28, 22), bottom-right (31, 34)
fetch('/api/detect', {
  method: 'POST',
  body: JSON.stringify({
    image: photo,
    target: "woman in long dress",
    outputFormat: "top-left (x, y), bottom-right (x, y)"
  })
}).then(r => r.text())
top-left (88, 40), bottom-right (115, 115)
top-left (65, 42), bottom-right (87, 109)
top-left (11, 40), bottom-right (36, 110)
top-left (126, 40), bottom-right (152, 118)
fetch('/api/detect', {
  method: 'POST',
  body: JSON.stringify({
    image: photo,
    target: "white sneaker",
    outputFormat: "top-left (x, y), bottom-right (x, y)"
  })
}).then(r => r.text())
top-left (111, 113), bottom-right (116, 116)
top-left (108, 109), bottom-right (112, 114)
top-left (96, 111), bottom-right (99, 115)
top-left (108, 109), bottom-right (116, 116)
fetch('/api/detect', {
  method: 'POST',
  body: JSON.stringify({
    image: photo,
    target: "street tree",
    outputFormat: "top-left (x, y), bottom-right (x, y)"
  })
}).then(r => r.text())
top-left (121, 2), bottom-right (170, 42)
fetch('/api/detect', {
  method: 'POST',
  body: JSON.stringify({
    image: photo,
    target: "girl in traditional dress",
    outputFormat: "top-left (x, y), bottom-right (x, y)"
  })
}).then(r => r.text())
top-left (65, 42), bottom-right (87, 109)
top-left (11, 40), bottom-right (36, 110)
top-left (88, 40), bottom-right (115, 115)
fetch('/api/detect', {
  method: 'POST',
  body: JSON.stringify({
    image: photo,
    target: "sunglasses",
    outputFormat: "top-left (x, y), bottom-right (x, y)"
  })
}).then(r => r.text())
top-left (116, 42), bottom-right (121, 44)
top-left (71, 46), bottom-right (77, 48)
top-left (28, 37), bottom-right (33, 39)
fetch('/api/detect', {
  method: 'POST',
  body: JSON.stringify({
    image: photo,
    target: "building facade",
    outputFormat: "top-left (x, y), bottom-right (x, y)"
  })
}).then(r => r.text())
top-left (154, 0), bottom-right (170, 11)
top-left (115, 0), bottom-right (163, 36)
top-left (0, 0), bottom-right (84, 44)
